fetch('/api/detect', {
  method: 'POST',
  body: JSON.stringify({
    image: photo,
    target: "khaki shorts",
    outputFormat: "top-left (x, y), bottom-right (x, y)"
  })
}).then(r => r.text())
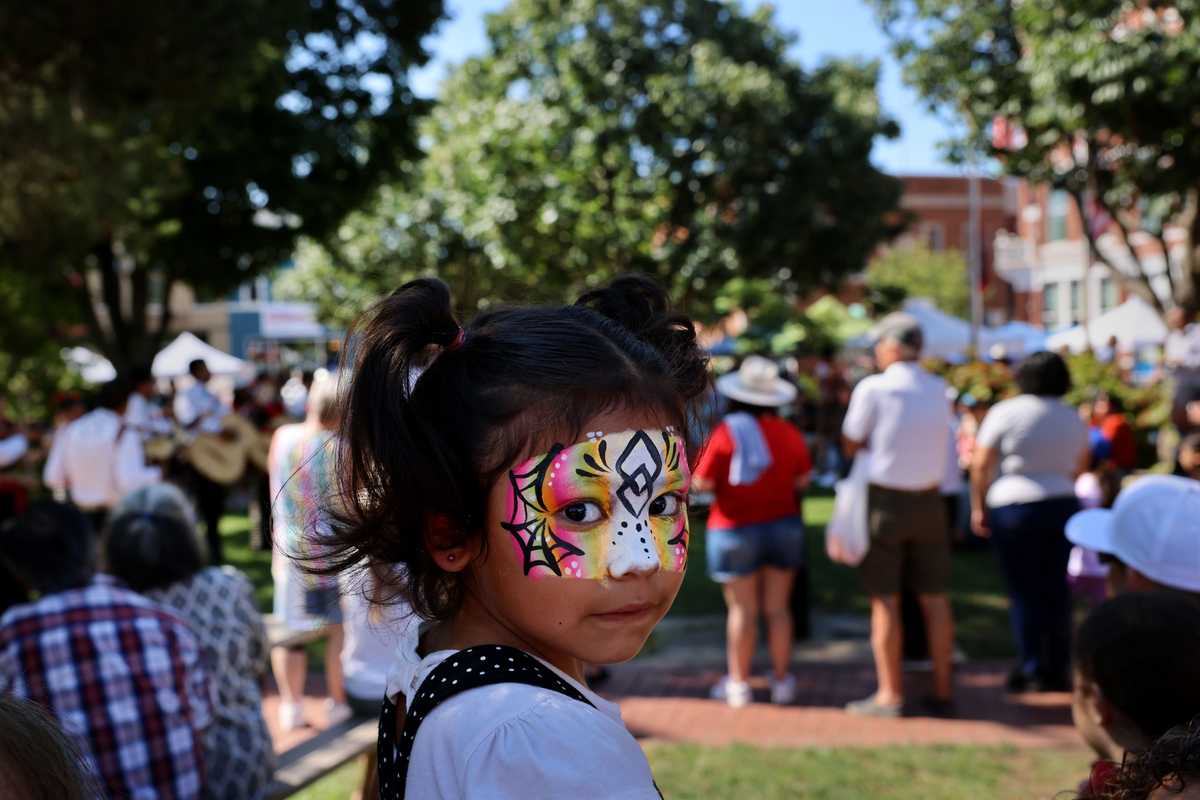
top-left (859, 484), bottom-right (950, 597)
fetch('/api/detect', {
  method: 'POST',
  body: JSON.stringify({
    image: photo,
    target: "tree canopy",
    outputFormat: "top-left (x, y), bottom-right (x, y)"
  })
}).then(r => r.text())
top-left (284, 0), bottom-right (904, 321)
top-left (0, 0), bottom-right (444, 376)
top-left (866, 244), bottom-right (969, 318)
top-left (870, 0), bottom-right (1200, 313)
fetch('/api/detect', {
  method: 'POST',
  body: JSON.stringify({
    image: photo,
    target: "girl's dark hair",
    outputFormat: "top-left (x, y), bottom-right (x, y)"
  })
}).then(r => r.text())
top-left (323, 274), bottom-right (709, 621)
top-left (1074, 592), bottom-right (1200, 743)
top-left (0, 695), bottom-right (97, 800)
top-left (1015, 350), bottom-right (1072, 397)
top-left (1103, 715), bottom-right (1200, 800)
top-left (103, 512), bottom-right (205, 593)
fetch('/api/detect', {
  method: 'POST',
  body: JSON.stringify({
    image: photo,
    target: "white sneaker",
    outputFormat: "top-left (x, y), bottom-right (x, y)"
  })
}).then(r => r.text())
top-left (770, 674), bottom-right (797, 705)
top-left (725, 680), bottom-right (752, 708)
top-left (325, 699), bottom-right (353, 726)
top-left (278, 701), bottom-right (305, 732)
top-left (709, 675), bottom-right (730, 700)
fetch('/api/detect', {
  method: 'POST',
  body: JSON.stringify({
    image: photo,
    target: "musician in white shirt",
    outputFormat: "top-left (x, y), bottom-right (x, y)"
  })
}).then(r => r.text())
top-left (175, 360), bottom-right (228, 434)
top-left (125, 366), bottom-right (173, 441)
top-left (43, 380), bottom-right (161, 532)
top-left (173, 359), bottom-right (232, 563)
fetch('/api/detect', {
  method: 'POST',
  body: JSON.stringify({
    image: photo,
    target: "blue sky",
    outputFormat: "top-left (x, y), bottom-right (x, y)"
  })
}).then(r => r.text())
top-left (410, 0), bottom-right (960, 175)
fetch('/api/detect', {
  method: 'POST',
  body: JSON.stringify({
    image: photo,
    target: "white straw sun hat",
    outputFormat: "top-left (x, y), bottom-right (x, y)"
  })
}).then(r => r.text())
top-left (716, 355), bottom-right (797, 408)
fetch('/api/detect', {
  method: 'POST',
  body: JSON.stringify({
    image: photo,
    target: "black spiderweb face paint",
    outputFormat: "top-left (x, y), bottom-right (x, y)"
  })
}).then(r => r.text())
top-left (501, 429), bottom-right (692, 579)
top-left (501, 445), bottom-right (585, 576)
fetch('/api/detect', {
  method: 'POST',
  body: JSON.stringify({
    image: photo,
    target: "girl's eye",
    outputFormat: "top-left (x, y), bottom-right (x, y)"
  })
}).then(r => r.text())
top-left (649, 494), bottom-right (682, 516)
top-left (562, 501), bottom-right (603, 524)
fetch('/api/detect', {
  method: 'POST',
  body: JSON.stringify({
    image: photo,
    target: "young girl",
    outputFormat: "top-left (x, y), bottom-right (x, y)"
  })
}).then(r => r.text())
top-left (321, 275), bottom-right (708, 799)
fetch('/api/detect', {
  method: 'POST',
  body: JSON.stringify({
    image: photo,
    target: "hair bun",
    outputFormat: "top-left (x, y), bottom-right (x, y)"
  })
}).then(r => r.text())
top-left (576, 274), bottom-right (709, 401)
top-left (386, 278), bottom-right (461, 349)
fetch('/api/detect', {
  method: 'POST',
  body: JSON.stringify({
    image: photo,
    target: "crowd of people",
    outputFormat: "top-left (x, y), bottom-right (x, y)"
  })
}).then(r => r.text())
top-left (0, 361), bottom-right (403, 798)
top-left (0, 280), bottom-right (1197, 799)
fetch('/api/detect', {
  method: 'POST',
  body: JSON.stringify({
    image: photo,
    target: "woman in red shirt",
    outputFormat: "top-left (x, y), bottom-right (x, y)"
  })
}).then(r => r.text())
top-left (1093, 391), bottom-right (1137, 472)
top-left (693, 356), bottom-right (812, 708)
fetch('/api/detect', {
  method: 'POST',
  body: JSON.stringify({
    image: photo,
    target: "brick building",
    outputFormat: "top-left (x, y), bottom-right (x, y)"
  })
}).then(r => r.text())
top-left (888, 175), bottom-right (1019, 324)
top-left (993, 183), bottom-right (1179, 329)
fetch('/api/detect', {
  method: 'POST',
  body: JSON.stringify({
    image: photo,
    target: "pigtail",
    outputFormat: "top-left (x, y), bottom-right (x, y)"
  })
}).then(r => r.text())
top-left (323, 278), bottom-right (468, 619)
top-left (575, 274), bottom-right (710, 402)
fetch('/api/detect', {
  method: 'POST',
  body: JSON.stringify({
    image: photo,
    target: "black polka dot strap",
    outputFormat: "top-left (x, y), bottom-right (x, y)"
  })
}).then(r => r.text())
top-left (376, 645), bottom-right (596, 800)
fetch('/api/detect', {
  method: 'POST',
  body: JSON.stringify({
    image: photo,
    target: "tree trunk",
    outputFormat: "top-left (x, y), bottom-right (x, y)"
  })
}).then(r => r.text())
top-left (1180, 187), bottom-right (1200, 314)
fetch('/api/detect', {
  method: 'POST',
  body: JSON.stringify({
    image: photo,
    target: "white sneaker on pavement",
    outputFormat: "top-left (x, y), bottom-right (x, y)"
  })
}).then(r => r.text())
top-left (770, 674), bottom-right (797, 705)
top-left (725, 680), bottom-right (752, 708)
top-left (325, 699), bottom-right (354, 726)
top-left (278, 701), bottom-right (305, 732)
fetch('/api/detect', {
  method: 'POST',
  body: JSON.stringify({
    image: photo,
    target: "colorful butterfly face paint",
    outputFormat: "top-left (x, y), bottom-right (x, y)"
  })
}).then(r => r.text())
top-left (502, 428), bottom-right (690, 579)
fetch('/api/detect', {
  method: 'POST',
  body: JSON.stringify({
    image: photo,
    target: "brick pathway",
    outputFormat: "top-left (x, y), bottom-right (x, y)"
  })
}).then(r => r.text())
top-left (603, 660), bottom-right (1078, 748)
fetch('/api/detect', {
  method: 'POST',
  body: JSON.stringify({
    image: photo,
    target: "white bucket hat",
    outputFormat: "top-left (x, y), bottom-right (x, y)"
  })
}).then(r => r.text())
top-left (1066, 475), bottom-right (1200, 593)
top-left (715, 355), bottom-right (797, 408)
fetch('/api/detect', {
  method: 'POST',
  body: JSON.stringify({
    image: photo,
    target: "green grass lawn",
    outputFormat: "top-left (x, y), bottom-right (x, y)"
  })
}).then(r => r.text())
top-left (292, 743), bottom-right (1089, 800)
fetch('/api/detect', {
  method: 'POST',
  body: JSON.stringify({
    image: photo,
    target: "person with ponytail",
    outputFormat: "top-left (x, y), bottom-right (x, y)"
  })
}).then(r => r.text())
top-left (316, 274), bottom-right (708, 799)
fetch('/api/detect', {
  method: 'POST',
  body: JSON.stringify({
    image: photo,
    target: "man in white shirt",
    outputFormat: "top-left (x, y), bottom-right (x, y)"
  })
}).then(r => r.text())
top-left (174, 360), bottom-right (228, 434)
top-left (841, 313), bottom-right (955, 718)
top-left (43, 380), bottom-right (161, 532)
top-left (173, 359), bottom-right (232, 563)
top-left (1165, 308), bottom-right (1200, 438)
top-left (124, 366), bottom-right (173, 441)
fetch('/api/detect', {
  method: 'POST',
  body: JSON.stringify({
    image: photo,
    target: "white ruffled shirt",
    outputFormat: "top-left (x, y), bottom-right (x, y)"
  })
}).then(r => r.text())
top-left (387, 621), bottom-right (660, 799)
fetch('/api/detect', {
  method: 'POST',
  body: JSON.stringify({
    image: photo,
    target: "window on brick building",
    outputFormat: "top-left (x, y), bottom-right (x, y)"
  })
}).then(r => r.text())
top-left (1069, 280), bottom-right (1082, 323)
top-left (1046, 190), bottom-right (1070, 241)
top-left (1043, 282), bottom-right (1059, 328)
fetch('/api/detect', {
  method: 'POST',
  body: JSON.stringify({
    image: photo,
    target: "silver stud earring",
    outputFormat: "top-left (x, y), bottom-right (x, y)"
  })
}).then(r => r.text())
top-left (447, 554), bottom-right (456, 562)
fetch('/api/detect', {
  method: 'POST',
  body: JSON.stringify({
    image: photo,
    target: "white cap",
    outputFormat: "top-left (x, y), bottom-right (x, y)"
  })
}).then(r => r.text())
top-left (1066, 476), bottom-right (1200, 593)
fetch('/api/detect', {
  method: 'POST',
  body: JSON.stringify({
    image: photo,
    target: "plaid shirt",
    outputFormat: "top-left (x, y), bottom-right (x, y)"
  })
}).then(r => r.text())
top-left (0, 576), bottom-right (210, 799)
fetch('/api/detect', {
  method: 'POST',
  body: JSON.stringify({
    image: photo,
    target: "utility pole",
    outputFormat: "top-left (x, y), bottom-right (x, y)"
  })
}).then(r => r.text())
top-left (968, 166), bottom-right (983, 355)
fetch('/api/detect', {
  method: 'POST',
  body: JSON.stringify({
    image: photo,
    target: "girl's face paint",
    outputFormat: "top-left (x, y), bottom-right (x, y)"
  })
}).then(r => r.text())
top-left (502, 428), bottom-right (690, 579)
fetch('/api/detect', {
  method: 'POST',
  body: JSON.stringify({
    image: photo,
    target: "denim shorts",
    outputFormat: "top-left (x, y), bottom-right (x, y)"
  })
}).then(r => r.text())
top-left (706, 515), bottom-right (805, 582)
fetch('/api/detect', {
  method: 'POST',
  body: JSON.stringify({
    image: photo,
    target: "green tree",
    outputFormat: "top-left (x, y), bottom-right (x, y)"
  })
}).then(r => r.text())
top-left (285, 0), bottom-right (904, 321)
top-left (866, 244), bottom-right (969, 318)
top-left (0, 0), bottom-right (444, 376)
top-left (870, 0), bottom-right (1200, 313)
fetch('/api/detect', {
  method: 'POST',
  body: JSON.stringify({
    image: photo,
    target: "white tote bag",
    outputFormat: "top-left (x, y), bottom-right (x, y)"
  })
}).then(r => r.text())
top-left (826, 453), bottom-right (871, 566)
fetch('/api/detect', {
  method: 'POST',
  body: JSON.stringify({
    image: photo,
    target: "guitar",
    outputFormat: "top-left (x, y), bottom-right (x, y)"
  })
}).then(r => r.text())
top-left (178, 414), bottom-right (259, 486)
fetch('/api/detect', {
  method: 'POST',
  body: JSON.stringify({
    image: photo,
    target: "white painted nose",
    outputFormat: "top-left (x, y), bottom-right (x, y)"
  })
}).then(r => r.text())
top-left (607, 517), bottom-right (662, 578)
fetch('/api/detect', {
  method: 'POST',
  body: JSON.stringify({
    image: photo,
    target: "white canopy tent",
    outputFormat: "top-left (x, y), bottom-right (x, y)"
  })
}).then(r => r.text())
top-left (1045, 296), bottom-right (1168, 354)
top-left (980, 321), bottom-right (1047, 359)
top-left (151, 332), bottom-right (249, 378)
top-left (848, 298), bottom-right (971, 361)
top-left (62, 332), bottom-right (250, 383)
top-left (61, 346), bottom-right (118, 384)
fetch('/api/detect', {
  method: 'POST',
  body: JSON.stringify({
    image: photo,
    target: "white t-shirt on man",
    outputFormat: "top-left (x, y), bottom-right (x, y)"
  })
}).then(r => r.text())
top-left (387, 622), bottom-right (661, 799)
top-left (975, 394), bottom-right (1088, 507)
top-left (842, 361), bottom-right (951, 491)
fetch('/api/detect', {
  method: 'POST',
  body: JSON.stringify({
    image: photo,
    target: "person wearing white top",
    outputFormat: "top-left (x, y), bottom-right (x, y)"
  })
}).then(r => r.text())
top-left (970, 352), bottom-right (1089, 692)
top-left (841, 313), bottom-right (955, 719)
top-left (124, 366), bottom-right (173, 441)
top-left (42, 380), bottom-right (161, 531)
top-left (174, 360), bottom-right (228, 435)
top-left (173, 359), bottom-right (232, 563)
